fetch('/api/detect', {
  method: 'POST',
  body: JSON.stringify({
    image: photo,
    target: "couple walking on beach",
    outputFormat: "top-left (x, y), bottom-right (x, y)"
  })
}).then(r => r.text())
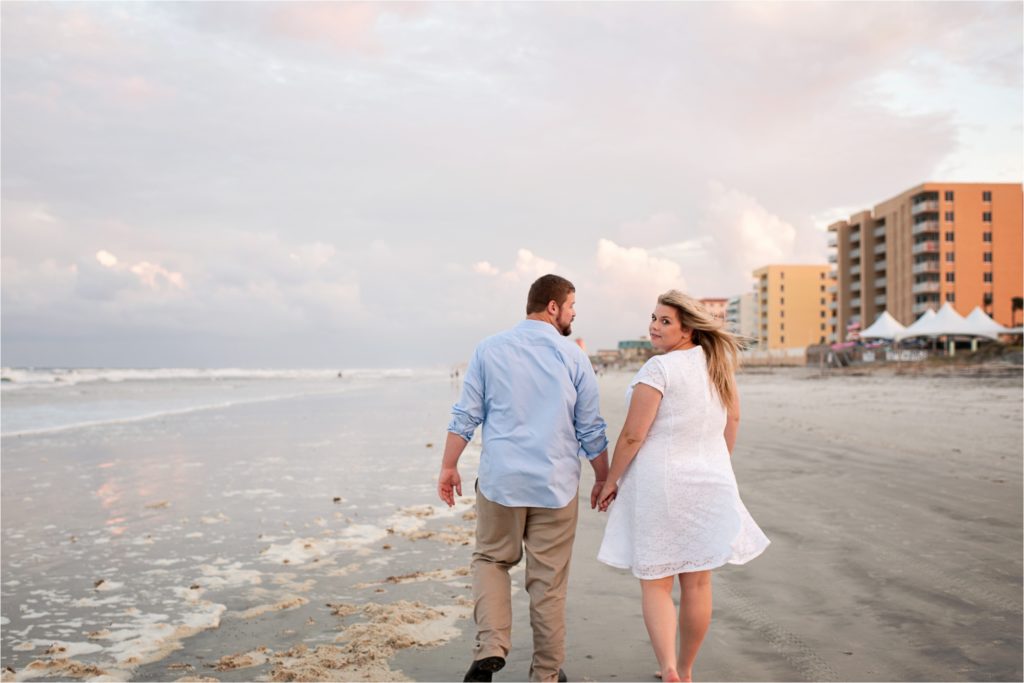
top-left (437, 274), bottom-right (770, 683)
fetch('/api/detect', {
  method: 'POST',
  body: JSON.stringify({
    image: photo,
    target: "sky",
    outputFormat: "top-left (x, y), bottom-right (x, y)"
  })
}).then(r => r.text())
top-left (2, 1), bottom-right (1021, 369)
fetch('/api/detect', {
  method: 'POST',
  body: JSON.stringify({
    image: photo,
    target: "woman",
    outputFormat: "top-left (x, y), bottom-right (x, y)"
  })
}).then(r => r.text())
top-left (597, 290), bottom-right (769, 683)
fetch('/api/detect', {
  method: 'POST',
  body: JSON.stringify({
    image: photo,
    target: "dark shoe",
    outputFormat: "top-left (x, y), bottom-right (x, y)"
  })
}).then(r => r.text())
top-left (558, 670), bottom-right (568, 683)
top-left (464, 656), bottom-right (506, 682)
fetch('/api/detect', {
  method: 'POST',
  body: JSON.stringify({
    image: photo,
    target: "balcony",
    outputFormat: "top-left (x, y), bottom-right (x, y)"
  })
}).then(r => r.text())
top-left (828, 253), bottom-right (838, 264)
top-left (850, 247), bottom-right (861, 260)
top-left (827, 284), bottom-right (837, 294)
top-left (851, 297), bottom-right (862, 308)
top-left (828, 316), bottom-right (837, 325)
top-left (912, 260), bottom-right (941, 275)
top-left (829, 300), bottom-right (837, 311)
top-left (827, 237), bottom-right (837, 248)
top-left (874, 295), bottom-right (886, 307)
top-left (911, 241), bottom-right (939, 256)
top-left (873, 225), bottom-right (886, 238)
top-left (874, 243), bottom-right (886, 255)
top-left (874, 277), bottom-right (887, 288)
top-left (912, 200), bottom-right (939, 214)
top-left (912, 280), bottom-right (941, 294)
top-left (912, 220), bottom-right (940, 236)
top-left (874, 260), bottom-right (887, 271)
top-left (851, 280), bottom-right (861, 292)
top-left (851, 264), bottom-right (861, 276)
top-left (912, 301), bottom-right (939, 316)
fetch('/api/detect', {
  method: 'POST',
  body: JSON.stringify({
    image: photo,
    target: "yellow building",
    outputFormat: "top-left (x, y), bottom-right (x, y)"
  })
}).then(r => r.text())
top-left (829, 182), bottom-right (1023, 340)
top-left (753, 265), bottom-right (834, 350)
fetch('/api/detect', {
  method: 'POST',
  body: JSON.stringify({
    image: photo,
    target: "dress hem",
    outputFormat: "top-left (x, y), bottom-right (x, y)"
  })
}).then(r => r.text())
top-left (597, 540), bottom-right (770, 580)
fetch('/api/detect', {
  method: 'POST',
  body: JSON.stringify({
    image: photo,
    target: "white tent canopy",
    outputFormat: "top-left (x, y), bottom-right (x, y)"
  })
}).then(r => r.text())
top-left (895, 303), bottom-right (1002, 341)
top-left (965, 306), bottom-right (1011, 337)
top-left (860, 311), bottom-right (906, 340)
top-left (894, 308), bottom-right (936, 341)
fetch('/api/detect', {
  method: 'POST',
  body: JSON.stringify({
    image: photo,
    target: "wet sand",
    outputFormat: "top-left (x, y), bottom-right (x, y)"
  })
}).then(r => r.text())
top-left (1, 377), bottom-right (482, 682)
top-left (2, 369), bottom-right (1021, 681)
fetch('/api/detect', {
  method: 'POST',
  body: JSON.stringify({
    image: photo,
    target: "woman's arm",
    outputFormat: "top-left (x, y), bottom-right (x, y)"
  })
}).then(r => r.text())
top-left (724, 386), bottom-right (740, 455)
top-left (597, 383), bottom-right (662, 509)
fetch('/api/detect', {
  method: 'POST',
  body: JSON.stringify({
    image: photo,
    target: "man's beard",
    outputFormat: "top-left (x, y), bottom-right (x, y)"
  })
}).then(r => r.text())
top-left (559, 322), bottom-right (572, 337)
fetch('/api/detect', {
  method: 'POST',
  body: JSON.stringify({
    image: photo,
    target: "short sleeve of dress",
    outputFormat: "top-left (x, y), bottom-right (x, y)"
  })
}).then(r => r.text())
top-left (630, 356), bottom-right (668, 395)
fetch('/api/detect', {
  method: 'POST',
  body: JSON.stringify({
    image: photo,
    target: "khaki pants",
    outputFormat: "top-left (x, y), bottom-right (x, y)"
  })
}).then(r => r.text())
top-left (472, 482), bottom-right (579, 683)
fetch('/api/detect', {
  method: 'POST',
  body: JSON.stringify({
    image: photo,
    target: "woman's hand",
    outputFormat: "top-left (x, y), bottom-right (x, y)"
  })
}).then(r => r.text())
top-left (597, 481), bottom-right (618, 512)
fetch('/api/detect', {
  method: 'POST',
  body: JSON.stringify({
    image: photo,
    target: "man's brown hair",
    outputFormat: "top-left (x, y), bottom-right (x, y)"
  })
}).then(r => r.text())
top-left (526, 274), bottom-right (575, 314)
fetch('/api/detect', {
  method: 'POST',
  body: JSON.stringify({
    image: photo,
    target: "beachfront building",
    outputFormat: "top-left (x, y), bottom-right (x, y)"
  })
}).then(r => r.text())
top-left (593, 349), bottom-right (620, 365)
top-left (726, 291), bottom-right (757, 344)
top-left (618, 338), bottom-right (654, 362)
top-left (828, 182), bottom-right (1023, 342)
top-left (699, 297), bottom-right (728, 321)
top-left (753, 265), bottom-right (835, 350)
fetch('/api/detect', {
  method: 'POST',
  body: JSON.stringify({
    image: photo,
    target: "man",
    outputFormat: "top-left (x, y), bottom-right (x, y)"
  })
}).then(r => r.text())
top-left (438, 274), bottom-right (610, 683)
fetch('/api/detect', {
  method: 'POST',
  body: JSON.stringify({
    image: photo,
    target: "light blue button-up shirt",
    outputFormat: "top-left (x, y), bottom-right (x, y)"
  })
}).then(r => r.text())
top-left (448, 319), bottom-right (608, 508)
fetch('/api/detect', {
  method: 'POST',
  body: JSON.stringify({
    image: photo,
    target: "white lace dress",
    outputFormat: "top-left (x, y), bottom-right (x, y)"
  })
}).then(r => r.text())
top-left (598, 348), bottom-right (769, 579)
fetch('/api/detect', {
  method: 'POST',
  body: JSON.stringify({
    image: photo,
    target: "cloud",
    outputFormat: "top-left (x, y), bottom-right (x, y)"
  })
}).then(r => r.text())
top-left (129, 261), bottom-right (186, 290)
top-left (595, 239), bottom-right (686, 301)
top-left (604, 184), bottom-right (812, 299)
top-left (161, 1), bottom-right (430, 57)
top-left (269, 2), bottom-right (387, 53)
top-left (703, 181), bottom-right (798, 277)
top-left (472, 261), bottom-right (499, 276)
top-left (288, 242), bottom-right (336, 270)
top-left (91, 248), bottom-right (185, 290)
top-left (96, 250), bottom-right (118, 268)
top-left (469, 249), bottom-right (560, 282)
top-left (508, 248), bottom-right (557, 281)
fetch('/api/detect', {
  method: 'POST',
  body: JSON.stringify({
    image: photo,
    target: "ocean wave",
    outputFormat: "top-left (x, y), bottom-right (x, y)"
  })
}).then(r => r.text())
top-left (0, 366), bottom-right (445, 389)
top-left (1, 386), bottom-right (374, 437)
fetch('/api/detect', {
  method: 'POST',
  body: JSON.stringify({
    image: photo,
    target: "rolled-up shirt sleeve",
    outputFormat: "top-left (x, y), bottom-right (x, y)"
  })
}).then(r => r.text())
top-left (447, 347), bottom-right (485, 442)
top-left (572, 354), bottom-right (608, 459)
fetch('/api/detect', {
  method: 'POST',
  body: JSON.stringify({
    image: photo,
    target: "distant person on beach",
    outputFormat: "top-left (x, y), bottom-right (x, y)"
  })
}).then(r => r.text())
top-left (438, 274), bottom-right (610, 683)
top-left (596, 290), bottom-right (769, 683)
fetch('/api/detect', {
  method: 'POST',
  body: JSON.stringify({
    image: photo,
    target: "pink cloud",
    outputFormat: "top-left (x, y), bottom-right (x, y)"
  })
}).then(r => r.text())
top-left (67, 68), bottom-right (173, 106)
top-left (269, 2), bottom-right (401, 53)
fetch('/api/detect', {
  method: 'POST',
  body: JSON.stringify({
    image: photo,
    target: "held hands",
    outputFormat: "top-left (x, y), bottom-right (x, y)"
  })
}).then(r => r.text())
top-left (437, 466), bottom-right (462, 507)
top-left (597, 480), bottom-right (618, 512)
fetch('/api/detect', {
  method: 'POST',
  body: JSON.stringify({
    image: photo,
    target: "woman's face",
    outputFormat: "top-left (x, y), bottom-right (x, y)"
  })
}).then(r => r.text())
top-left (649, 303), bottom-right (692, 352)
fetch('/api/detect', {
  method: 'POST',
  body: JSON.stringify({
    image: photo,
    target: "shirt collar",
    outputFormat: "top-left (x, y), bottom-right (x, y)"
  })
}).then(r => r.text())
top-left (518, 318), bottom-right (560, 336)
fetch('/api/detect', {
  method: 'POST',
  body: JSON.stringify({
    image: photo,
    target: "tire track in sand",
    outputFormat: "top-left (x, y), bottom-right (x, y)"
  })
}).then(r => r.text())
top-left (718, 582), bottom-right (839, 682)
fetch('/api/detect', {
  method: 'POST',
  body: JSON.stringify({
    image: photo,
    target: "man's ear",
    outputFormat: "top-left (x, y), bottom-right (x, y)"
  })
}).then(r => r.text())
top-left (547, 300), bottom-right (559, 316)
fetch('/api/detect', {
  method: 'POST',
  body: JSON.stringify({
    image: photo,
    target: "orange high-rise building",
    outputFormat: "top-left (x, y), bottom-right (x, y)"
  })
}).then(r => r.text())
top-left (828, 182), bottom-right (1023, 340)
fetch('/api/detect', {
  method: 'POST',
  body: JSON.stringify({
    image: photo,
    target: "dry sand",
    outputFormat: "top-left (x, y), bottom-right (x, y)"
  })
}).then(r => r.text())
top-left (397, 367), bottom-right (1022, 682)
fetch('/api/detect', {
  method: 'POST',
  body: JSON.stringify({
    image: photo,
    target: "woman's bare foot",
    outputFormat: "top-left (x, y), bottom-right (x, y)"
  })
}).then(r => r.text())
top-left (661, 669), bottom-right (682, 682)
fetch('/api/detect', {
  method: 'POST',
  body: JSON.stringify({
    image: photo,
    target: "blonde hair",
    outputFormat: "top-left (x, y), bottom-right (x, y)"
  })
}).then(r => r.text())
top-left (657, 290), bottom-right (740, 410)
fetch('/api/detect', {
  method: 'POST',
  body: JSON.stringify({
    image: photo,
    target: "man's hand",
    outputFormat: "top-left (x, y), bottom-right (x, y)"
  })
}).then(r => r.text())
top-left (590, 479), bottom-right (606, 509)
top-left (437, 466), bottom-right (462, 507)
